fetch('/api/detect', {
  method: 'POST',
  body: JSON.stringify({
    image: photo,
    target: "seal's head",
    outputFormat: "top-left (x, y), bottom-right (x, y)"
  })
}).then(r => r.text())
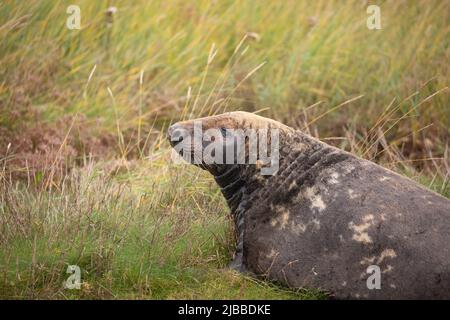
top-left (167, 111), bottom-right (293, 175)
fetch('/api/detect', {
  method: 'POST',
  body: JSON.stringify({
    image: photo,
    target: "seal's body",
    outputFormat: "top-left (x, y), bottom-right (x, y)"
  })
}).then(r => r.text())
top-left (168, 111), bottom-right (450, 299)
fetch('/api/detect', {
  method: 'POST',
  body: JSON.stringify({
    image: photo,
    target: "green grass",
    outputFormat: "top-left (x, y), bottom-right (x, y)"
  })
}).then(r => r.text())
top-left (0, 158), bottom-right (325, 299)
top-left (0, 0), bottom-right (448, 299)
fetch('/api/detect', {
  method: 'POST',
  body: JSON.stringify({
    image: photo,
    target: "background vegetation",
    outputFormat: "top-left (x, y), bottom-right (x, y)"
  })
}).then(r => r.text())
top-left (0, 0), bottom-right (448, 299)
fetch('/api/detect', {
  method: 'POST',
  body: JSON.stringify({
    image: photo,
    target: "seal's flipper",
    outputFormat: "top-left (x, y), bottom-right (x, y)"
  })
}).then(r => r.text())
top-left (228, 235), bottom-right (247, 272)
top-left (228, 254), bottom-right (246, 272)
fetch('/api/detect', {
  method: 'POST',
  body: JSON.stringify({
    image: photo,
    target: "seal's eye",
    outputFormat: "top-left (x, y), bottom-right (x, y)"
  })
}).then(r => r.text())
top-left (220, 127), bottom-right (227, 137)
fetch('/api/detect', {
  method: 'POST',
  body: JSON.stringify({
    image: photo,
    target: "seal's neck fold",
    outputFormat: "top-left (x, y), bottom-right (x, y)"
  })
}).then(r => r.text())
top-left (214, 164), bottom-right (246, 214)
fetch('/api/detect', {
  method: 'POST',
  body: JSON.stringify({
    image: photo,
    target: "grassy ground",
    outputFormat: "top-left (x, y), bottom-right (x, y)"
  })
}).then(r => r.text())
top-left (0, 0), bottom-right (448, 299)
top-left (0, 157), bottom-right (324, 299)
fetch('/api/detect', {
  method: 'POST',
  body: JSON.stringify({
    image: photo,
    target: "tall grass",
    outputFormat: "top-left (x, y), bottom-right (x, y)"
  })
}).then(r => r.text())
top-left (1, 0), bottom-right (448, 127)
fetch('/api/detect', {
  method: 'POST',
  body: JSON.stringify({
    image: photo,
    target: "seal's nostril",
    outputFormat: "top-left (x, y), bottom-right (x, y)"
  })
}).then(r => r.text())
top-left (168, 124), bottom-right (185, 146)
top-left (171, 129), bottom-right (184, 142)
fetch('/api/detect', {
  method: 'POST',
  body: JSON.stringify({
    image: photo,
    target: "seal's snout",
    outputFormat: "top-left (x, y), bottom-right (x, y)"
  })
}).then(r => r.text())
top-left (167, 123), bottom-right (177, 138)
top-left (167, 123), bottom-right (185, 147)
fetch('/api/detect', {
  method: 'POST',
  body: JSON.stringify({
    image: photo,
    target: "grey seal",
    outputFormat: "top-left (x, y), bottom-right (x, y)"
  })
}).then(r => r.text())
top-left (167, 111), bottom-right (450, 299)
